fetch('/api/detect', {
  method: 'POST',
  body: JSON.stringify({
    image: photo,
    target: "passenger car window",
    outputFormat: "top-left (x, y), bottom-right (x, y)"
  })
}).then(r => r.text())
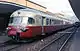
top-left (50, 19), bottom-right (51, 25)
top-left (46, 18), bottom-right (49, 25)
top-left (9, 17), bottom-right (22, 24)
top-left (28, 17), bottom-right (35, 24)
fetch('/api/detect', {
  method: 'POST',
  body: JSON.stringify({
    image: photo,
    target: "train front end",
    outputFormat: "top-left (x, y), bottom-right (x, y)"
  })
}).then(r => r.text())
top-left (7, 16), bottom-right (33, 40)
top-left (6, 10), bottom-right (34, 40)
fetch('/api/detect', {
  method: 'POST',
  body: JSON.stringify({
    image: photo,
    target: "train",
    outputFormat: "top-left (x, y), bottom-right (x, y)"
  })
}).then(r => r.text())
top-left (73, 22), bottom-right (80, 27)
top-left (6, 8), bottom-right (72, 41)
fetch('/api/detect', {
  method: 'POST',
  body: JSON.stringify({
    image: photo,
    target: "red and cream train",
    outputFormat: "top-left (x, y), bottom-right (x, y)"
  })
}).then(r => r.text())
top-left (6, 8), bottom-right (72, 40)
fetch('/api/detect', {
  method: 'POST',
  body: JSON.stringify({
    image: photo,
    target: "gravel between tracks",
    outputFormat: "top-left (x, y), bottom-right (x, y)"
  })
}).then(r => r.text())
top-left (11, 32), bottom-right (65, 51)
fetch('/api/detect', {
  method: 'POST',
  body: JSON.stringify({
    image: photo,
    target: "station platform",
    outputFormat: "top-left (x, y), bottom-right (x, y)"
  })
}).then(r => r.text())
top-left (69, 27), bottom-right (80, 51)
top-left (0, 36), bottom-right (11, 43)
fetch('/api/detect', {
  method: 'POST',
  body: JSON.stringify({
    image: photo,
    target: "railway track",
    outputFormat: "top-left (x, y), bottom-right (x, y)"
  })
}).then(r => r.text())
top-left (59, 27), bottom-right (79, 51)
top-left (38, 27), bottom-right (77, 51)
top-left (4, 45), bottom-right (21, 51)
top-left (0, 40), bottom-right (22, 51)
top-left (0, 27), bottom-right (76, 51)
top-left (0, 40), bottom-right (12, 47)
top-left (58, 33), bottom-right (73, 51)
top-left (7, 27), bottom-right (75, 51)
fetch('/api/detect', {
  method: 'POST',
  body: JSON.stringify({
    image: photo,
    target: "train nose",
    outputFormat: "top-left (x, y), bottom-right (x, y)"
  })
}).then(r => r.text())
top-left (20, 28), bottom-right (29, 32)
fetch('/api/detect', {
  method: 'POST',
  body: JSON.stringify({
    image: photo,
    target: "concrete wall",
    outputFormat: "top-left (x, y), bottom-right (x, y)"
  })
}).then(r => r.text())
top-left (8, 0), bottom-right (27, 6)
top-left (26, 1), bottom-right (46, 12)
top-left (1, 0), bottom-right (46, 12)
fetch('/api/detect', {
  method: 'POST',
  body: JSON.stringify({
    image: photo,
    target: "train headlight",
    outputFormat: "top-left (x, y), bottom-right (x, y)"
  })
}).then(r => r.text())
top-left (6, 27), bottom-right (11, 30)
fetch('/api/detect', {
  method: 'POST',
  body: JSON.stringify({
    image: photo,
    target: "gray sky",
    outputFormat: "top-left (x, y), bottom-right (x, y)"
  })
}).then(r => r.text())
top-left (30, 0), bottom-right (73, 13)
top-left (30, 0), bottom-right (79, 22)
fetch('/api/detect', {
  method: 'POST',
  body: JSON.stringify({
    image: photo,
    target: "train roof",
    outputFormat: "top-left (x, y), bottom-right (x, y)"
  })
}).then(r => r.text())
top-left (10, 8), bottom-right (65, 21)
top-left (11, 8), bottom-right (50, 17)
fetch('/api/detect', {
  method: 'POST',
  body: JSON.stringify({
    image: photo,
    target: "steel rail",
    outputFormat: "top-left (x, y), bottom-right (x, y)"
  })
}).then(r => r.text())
top-left (39, 27), bottom-right (77, 51)
top-left (59, 27), bottom-right (78, 51)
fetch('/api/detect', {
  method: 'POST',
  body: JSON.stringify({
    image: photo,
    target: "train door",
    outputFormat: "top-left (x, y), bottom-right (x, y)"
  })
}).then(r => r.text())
top-left (41, 16), bottom-right (46, 35)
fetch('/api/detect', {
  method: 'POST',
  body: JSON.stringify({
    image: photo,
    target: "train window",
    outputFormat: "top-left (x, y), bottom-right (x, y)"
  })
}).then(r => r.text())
top-left (54, 20), bottom-right (60, 24)
top-left (28, 17), bottom-right (35, 24)
top-left (54, 20), bottom-right (57, 24)
top-left (9, 17), bottom-right (13, 23)
top-left (53, 19), bottom-right (57, 24)
top-left (9, 17), bottom-right (22, 24)
top-left (60, 21), bottom-right (63, 24)
top-left (52, 20), bottom-right (54, 25)
top-left (46, 18), bottom-right (49, 25)
top-left (50, 19), bottom-right (51, 25)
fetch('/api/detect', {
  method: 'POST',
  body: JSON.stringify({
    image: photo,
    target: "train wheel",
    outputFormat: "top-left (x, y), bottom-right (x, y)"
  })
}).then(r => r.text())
top-left (12, 36), bottom-right (15, 39)
top-left (15, 35), bottom-right (20, 42)
top-left (11, 33), bottom-right (20, 42)
top-left (11, 36), bottom-right (20, 42)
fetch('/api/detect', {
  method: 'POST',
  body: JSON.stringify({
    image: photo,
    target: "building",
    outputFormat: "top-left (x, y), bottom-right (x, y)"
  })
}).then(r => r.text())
top-left (0, 0), bottom-right (46, 12)
top-left (0, 0), bottom-right (46, 31)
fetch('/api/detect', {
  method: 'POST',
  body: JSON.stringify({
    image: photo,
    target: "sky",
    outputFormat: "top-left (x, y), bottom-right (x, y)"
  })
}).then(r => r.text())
top-left (30, 0), bottom-right (72, 13)
top-left (30, 0), bottom-right (79, 22)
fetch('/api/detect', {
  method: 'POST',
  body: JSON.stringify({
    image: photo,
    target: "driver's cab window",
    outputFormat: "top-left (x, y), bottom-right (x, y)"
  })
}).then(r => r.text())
top-left (28, 17), bottom-right (35, 24)
top-left (9, 17), bottom-right (22, 24)
top-left (9, 17), bottom-right (13, 24)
